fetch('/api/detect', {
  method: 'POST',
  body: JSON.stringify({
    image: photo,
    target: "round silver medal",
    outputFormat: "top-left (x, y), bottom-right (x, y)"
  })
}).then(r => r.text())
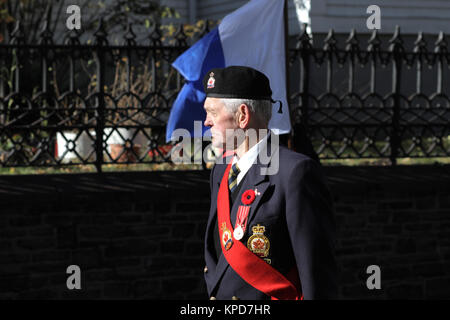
top-left (233, 225), bottom-right (244, 240)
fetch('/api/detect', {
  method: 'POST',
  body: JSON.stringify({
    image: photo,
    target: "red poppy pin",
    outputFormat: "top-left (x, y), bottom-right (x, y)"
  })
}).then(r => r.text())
top-left (241, 189), bottom-right (256, 205)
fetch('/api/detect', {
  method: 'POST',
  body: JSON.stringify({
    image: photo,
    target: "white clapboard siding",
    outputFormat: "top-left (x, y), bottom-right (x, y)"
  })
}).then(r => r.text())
top-left (311, 0), bottom-right (450, 34)
top-left (198, 0), bottom-right (248, 21)
top-left (197, 0), bottom-right (303, 35)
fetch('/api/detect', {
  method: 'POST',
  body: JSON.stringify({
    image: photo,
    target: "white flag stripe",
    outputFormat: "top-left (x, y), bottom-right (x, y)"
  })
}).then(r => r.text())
top-left (219, 0), bottom-right (291, 134)
top-left (219, 0), bottom-right (290, 134)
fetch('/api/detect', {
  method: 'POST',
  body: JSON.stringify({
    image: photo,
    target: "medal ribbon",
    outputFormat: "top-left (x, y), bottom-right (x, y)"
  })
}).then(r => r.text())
top-left (235, 205), bottom-right (250, 233)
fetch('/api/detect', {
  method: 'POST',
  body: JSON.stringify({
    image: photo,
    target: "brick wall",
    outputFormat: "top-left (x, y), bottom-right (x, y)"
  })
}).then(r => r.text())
top-left (333, 165), bottom-right (450, 299)
top-left (1, 165), bottom-right (449, 299)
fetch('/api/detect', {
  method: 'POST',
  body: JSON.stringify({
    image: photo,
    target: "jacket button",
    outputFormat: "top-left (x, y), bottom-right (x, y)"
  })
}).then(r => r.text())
top-left (232, 296), bottom-right (239, 300)
top-left (210, 296), bottom-right (216, 300)
top-left (204, 266), bottom-right (208, 273)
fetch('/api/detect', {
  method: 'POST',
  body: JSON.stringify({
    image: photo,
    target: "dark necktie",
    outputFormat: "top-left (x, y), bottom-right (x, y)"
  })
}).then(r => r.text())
top-left (228, 162), bottom-right (240, 193)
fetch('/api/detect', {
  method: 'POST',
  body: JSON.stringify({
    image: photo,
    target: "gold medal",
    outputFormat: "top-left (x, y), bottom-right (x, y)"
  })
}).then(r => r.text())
top-left (247, 224), bottom-right (270, 258)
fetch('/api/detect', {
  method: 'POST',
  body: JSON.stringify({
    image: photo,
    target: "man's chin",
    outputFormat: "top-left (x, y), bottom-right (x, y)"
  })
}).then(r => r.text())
top-left (211, 141), bottom-right (225, 150)
top-left (211, 135), bottom-right (239, 150)
top-left (211, 140), bottom-right (233, 152)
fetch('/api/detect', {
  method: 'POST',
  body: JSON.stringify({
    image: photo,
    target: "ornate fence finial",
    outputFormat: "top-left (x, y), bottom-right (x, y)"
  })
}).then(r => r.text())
top-left (64, 29), bottom-right (81, 46)
top-left (39, 20), bottom-right (54, 45)
top-left (367, 29), bottom-right (381, 51)
top-left (434, 31), bottom-right (448, 53)
top-left (123, 22), bottom-right (137, 46)
top-left (323, 28), bottom-right (337, 51)
top-left (345, 29), bottom-right (360, 51)
top-left (148, 18), bottom-right (162, 47)
top-left (41, 0), bottom-right (54, 44)
top-left (198, 19), bottom-right (211, 38)
top-left (414, 31), bottom-right (427, 53)
top-left (93, 17), bottom-right (108, 46)
top-left (173, 24), bottom-right (188, 47)
top-left (296, 23), bottom-right (312, 50)
top-left (389, 25), bottom-right (403, 52)
top-left (11, 21), bottom-right (26, 45)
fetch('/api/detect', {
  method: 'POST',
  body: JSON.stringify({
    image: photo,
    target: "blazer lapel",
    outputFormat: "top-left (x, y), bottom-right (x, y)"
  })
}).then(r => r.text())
top-left (241, 133), bottom-right (279, 226)
top-left (236, 163), bottom-right (271, 228)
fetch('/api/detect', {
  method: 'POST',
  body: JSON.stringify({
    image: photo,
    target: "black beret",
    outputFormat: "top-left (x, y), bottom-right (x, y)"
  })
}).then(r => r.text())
top-left (203, 66), bottom-right (273, 101)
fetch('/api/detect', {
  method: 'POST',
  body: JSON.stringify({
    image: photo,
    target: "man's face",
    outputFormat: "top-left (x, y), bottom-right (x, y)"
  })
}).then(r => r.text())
top-left (203, 97), bottom-right (239, 149)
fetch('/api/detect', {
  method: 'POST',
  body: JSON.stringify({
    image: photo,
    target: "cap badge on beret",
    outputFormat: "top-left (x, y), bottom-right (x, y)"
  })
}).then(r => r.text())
top-left (207, 72), bottom-right (215, 89)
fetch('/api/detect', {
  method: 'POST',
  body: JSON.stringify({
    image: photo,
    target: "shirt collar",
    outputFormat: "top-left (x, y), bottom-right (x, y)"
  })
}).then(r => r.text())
top-left (232, 131), bottom-right (270, 173)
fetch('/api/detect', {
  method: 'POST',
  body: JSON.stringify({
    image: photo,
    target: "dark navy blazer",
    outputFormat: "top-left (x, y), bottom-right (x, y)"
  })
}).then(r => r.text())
top-left (204, 136), bottom-right (338, 300)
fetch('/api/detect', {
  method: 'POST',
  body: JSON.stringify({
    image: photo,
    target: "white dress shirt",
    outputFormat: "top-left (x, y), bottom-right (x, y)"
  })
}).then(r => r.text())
top-left (231, 132), bottom-right (270, 186)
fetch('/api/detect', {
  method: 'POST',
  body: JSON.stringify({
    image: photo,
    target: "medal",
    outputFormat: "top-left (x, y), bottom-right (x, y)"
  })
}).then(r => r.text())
top-left (247, 224), bottom-right (270, 259)
top-left (233, 225), bottom-right (244, 240)
top-left (221, 222), bottom-right (233, 250)
top-left (234, 205), bottom-right (250, 241)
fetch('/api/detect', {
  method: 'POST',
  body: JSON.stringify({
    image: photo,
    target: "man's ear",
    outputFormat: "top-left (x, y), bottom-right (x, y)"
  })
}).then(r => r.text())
top-left (237, 104), bottom-right (250, 129)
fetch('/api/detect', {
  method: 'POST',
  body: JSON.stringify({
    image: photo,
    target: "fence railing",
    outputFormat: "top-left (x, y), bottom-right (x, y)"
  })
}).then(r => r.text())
top-left (0, 21), bottom-right (449, 172)
top-left (290, 25), bottom-right (450, 165)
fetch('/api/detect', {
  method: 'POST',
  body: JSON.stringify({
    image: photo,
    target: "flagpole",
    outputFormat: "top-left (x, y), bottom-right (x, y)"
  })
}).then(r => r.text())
top-left (283, 0), bottom-right (293, 150)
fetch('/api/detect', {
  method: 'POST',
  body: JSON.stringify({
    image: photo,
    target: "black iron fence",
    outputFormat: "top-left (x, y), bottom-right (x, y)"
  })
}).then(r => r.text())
top-left (290, 26), bottom-right (450, 164)
top-left (0, 21), bottom-right (449, 172)
top-left (0, 19), bottom-right (195, 172)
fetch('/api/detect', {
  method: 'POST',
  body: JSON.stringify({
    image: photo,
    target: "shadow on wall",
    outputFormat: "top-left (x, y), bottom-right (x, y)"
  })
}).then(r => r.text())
top-left (0, 165), bottom-right (450, 299)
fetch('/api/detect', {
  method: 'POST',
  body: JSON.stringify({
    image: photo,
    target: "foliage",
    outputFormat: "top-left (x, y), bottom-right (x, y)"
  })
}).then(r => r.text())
top-left (0, 0), bottom-right (178, 44)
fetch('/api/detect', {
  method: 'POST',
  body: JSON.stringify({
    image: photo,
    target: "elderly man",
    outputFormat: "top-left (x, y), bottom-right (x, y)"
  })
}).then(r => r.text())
top-left (203, 66), bottom-right (337, 300)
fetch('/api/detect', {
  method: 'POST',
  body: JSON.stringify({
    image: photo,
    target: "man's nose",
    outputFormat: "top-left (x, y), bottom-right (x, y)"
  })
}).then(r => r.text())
top-left (204, 116), bottom-right (212, 127)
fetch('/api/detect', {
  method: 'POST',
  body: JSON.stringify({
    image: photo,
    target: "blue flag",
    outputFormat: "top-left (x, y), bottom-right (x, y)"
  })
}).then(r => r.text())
top-left (166, 0), bottom-right (290, 142)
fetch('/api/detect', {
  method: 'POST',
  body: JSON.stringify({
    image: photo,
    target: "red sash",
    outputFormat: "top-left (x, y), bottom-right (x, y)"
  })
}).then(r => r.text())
top-left (217, 162), bottom-right (303, 300)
